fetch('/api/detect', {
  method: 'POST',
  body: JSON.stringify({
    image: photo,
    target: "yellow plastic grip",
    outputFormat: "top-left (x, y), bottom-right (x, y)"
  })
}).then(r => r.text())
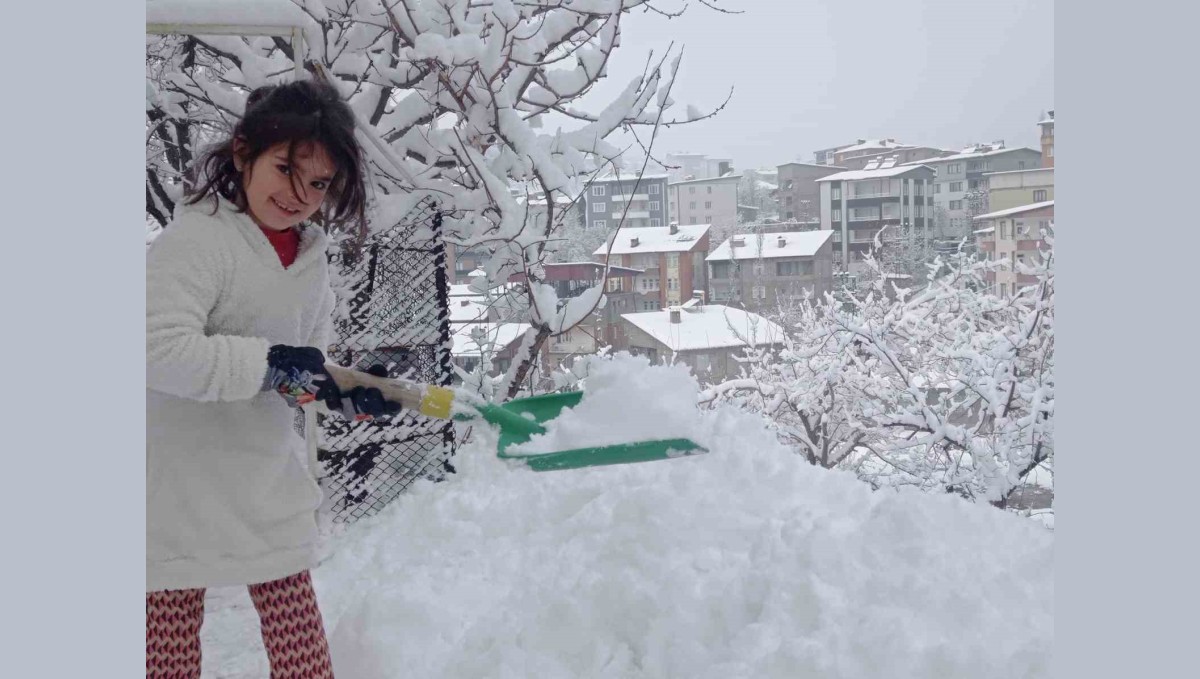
top-left (419, 385), bottom-right (455, 420)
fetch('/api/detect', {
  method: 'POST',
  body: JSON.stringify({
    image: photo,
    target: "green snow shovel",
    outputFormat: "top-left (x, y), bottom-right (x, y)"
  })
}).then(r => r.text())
top-left (324, 364), bottom-right (707, 471)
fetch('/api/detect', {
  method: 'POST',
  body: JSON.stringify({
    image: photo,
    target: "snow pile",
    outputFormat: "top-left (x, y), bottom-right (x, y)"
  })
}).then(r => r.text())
top-left (205, 354), bottom-right (1053, 678)
top-left (508, 353), bottom-right (702, 454)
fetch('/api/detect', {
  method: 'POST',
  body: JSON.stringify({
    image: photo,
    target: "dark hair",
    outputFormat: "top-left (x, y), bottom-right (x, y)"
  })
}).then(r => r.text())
top-left (185, 79), bottom-right (369, 242)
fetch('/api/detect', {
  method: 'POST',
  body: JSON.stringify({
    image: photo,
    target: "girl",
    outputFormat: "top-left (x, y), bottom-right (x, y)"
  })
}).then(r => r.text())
top-left (146, 79), bottom-right (395, 678)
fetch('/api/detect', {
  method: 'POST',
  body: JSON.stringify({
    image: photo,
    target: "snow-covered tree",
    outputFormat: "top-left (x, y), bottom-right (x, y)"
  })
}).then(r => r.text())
top-left (146, 0), bottom-right (728, 399)
top-left (703, 231), bottom-right (1055, 511)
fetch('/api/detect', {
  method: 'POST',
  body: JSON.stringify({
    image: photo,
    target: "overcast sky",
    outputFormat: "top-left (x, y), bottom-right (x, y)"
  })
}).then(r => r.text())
top-left (585, 0), bottom-right (1054, 170)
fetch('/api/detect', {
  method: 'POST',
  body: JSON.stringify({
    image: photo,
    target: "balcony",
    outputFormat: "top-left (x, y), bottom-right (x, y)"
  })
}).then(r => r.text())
top-left (613, 211), bottom-right (651, 220)
top-left (849, 191), bottom-right (899, 199)
top-left (848, 214), bottom-right (881, 222)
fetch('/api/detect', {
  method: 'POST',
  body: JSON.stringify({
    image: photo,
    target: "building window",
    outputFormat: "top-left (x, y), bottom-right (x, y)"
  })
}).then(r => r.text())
top-left (949, 182), bottom-right (963, 193)
top-left (1047, 145), bottom-right (1054, 158)
top-left (707, 186), bottom-right (713, 194)
top-left (949, 200), bottom-right (963, 210)
top-left (1019, 161), bottom-right (1026, 170)
top-left (592, 202), bottom-right (606, 213)
top-left (831, 187), bottom-right (841, 200)
top-left (711, 262), bottom-right (730, 279)
top-left (689, 201), bottom-right (696, 209)
top-left (832, 209), bottom-right (841, 221)
top-left (689, 186), bottom-right (696, 194)
top-left (705, 216), bottom-right (712, 223)
top-left (667, 253), bottom-right (679, 266)
top-left (593, 219), bottom-right (606, 229)
top-left (592, 185), bottom-right (606, 196)
top-left (785, 211), bottom-right (793, 219)
top-left (649, 184), bottom-right (661, 194)
top-left (1033, 190), bottom-right (1048, 202)
top-left (775, 261), bottom-right (813, 276)
top-left (752, 285), bottom-right (766, 300)
top-left (1000, 283), bottom-right (1008, 297)
top-left (649, 201), bottom-right (661, 211)
top-left (705, 201), bottom-right (712, 209)
top-left (650, 218), bottom-right (661, 226)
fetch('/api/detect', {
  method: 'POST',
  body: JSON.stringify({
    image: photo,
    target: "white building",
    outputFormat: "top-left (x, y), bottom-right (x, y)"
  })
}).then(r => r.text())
top-left (668, 175), bottom-right (740, 229)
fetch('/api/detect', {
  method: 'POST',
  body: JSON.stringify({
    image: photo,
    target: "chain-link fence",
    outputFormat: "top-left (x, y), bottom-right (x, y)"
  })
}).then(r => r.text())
top-left (316, 197), bottom-right (456, 523)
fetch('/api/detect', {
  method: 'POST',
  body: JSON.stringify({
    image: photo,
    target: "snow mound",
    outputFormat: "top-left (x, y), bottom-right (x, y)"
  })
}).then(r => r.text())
top-left (307, 355), bottom-right (1052, 678)
top-left (508, 353), bottom-right (703, 454)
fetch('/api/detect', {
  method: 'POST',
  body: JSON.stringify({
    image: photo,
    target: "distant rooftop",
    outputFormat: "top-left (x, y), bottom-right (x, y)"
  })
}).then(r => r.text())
top-left (668, 174), bottom-right (743, 186)
top-left (593, 224), bottom-right (711, 256)
top-left (904, 146), bottom-right (1040, 165)
top-left (707, 230), bottom-right (833, 262)
top-left (817, 165), bottom-right (935, 182)
top-left (621, 305), bottom-right (786, 352)
top-left (837, 139), bottom-right (908, 154)
top-left (972, 201), bottom-right (1054, 221)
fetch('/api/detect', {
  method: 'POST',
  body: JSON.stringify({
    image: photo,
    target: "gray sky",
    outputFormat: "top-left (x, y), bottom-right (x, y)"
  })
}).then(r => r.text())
top-left (587, 0), bottom-right (1054, 170)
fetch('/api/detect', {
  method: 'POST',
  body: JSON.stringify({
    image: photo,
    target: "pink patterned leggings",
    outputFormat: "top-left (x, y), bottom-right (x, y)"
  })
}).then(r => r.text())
top-left (146, 570), bottom-right (334, 678)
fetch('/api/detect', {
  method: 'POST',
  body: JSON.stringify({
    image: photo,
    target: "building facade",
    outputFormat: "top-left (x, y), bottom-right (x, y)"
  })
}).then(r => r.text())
top-left (906, 145), bottom-right (1043, 241)
top-left (705, 230), bottom-right (835, 310)
top-left (593, 223), bottom-right (711, 310)
top-left (583, 174), bottom-right (669, 230)
top-left (985, 168), bottom-right (1054, 213)
top-left (817, 165), bottom-right (936, 274)
top-left (774, 162), bottom-right (845, 222)
top-left (668, 175), bottom-right (740, 229)
top-left (972, 201), bottom-right (1054, 298)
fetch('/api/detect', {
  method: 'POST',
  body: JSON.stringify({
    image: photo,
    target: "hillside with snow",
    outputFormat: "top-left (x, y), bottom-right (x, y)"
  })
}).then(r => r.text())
top-left (202, 356), bottom-right (1052, 678)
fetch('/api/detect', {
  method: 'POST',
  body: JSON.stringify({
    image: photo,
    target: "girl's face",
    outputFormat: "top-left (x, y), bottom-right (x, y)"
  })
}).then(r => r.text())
top-left (236, 141), bottom-right (337, 231)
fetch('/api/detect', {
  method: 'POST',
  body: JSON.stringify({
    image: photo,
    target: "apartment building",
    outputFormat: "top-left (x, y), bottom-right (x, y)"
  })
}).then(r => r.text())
top-left (985, 168), bottom-right (1054, 213)
top-left (583, 174), bottom-right (669, 230)
top-left (668, 175), bottom-right (741, 229)
top-left (905, 145), bottom-right (1043, 239)
top-left (972, 201), bottom-right (1054, 298)
top-left (705, 230), bottom-right (835, 310)
top-left (592, 223), bottom-right (711, 310)
top-left (1039, 110), bottom-right (1055, 168)
top-left (817, 163), bottom-right (936, 274)
top-left (775, 162), bottom-right (845, 221)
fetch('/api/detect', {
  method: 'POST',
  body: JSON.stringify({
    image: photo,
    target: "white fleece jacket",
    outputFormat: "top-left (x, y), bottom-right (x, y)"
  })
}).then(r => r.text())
top-left (146, 197), bottom-right (336, 591)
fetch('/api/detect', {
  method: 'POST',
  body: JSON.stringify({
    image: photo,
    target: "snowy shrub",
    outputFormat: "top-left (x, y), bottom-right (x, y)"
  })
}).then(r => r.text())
top-left (703, 233), bottom-right (1055, 512)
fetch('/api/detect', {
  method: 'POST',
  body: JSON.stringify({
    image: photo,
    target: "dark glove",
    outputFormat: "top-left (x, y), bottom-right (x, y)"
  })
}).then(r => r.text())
top-left (264, 345), bottom-right (337, 408)
top-left (322, 364), bottom-right (403, 422)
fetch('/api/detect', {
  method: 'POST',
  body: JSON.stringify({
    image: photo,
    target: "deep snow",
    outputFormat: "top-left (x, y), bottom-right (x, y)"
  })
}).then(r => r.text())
top-left (201, 354), bottom-right (1052, 678)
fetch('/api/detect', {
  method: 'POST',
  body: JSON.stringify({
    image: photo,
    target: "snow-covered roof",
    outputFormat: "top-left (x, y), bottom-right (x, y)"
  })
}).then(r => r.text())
top-left (146, 0), bottom-right (309, 28)
top-left (836, 139), bottom-right (907, 154)
top-left (451, 323), bottom-right (531, 357)
top-left (706, 231), bottom-right (833, 262)
top-left (778, 161), bottom-right (847, 170)
top-left (668, 175), bottom-right (742, 187)
top-left (621, 305), bottom-right (786, 352)
top-left (973, 227), bottom-right (996, 235)
top-left (983, 167), bottom-right (1054, 177)
top-left (593, 224), bottom-right (710, 256)
top-left (972, 201), bottom-right (1054, 221)
top-left (592, 173), bottom-right (669, 182)
top-left (449, 298), bottom-right (489, 323)
top-left (904, 146), bottom-right (1040, 165)
top-left (816, 165), bottom-right (934, 182)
